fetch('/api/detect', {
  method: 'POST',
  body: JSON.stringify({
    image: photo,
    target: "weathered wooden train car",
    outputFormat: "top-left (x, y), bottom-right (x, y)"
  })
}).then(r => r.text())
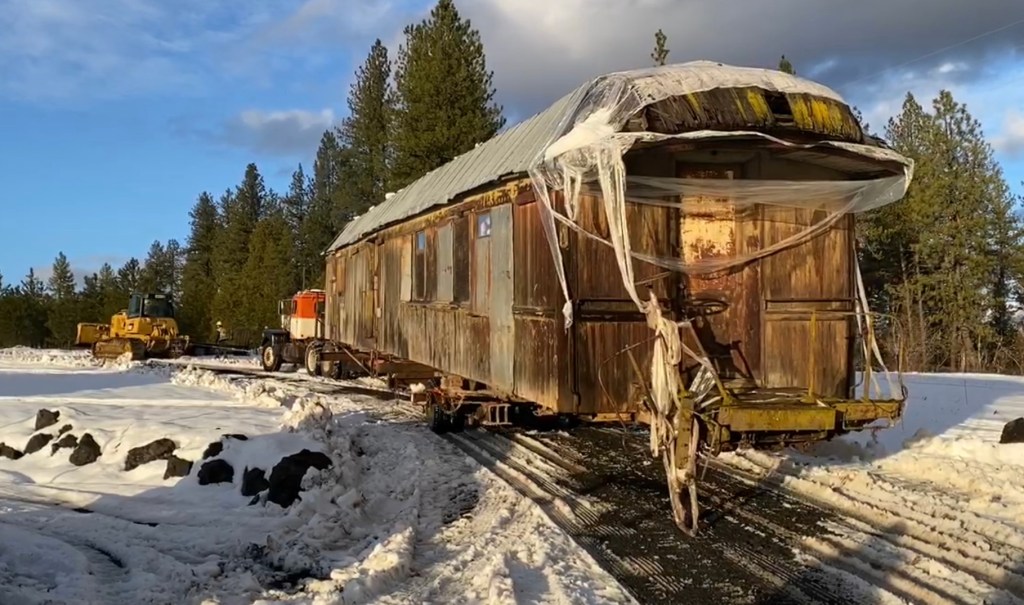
top-left (321, 61), bottom-right (913, 530)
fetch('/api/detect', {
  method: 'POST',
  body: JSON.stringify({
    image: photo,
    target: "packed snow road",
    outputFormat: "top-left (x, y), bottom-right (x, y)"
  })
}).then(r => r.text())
top-left (3, 349), bottom-right (1024, 604)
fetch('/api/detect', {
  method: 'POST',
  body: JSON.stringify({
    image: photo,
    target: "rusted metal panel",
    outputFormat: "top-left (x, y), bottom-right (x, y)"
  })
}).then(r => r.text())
top-left (437, 221), bottom-right (454, 302)
top-left (489, 204), bottom-right (514, 391)
top-left (677, 163), bottom-right (761, 386)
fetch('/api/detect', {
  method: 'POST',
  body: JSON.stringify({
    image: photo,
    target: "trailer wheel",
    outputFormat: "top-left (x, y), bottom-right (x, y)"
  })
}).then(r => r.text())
top-left (261, 345), bottom-right (283, 372)
top-left (428, 402), bottom-right (449, 433)
top-left (305, 345), bottom-right (322, 377)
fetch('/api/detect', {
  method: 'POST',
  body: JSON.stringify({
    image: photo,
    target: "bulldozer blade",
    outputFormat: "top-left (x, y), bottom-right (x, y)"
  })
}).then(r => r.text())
top-left (92, 338), bottom-right (147, 361)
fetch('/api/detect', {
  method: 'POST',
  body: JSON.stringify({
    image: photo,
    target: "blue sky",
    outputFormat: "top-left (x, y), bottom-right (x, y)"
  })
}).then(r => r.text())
top-left (1, 0), bottom-right (1022, 284)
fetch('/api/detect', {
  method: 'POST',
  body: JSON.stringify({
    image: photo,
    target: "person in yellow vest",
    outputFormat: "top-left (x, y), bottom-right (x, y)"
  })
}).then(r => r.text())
top-left (215, 321), bottom-right (229, 343)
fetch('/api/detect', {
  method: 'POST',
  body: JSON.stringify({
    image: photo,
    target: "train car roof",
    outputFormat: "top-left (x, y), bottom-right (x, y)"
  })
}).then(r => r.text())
top-left (326, 60), bottom-right (893, 253)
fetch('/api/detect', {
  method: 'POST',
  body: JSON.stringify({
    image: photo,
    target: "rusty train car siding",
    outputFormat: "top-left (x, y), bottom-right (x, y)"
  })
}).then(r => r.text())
top-left (512, 196), bottom-right (574, 411)
top-left (327, 147), bottom-right (864, 415)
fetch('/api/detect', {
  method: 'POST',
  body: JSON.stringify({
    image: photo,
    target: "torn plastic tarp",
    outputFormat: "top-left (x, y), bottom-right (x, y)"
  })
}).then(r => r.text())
top-left (524, 61), bottom-right (915, 532)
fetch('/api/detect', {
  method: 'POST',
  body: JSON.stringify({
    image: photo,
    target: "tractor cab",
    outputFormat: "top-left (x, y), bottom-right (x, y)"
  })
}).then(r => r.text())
top-left (275, 290), bottom-right (326, 340)
top-left (127, 292), bottom-right (176, 320)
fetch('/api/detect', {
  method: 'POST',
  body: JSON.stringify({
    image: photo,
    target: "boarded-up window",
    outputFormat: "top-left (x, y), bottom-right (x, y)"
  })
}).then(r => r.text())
top-left (453, 215), bottom-right (470, 303)
top-left (413, 230), bottom-right (427, 301)
top-left (473, 210), bottom-right (492, 313)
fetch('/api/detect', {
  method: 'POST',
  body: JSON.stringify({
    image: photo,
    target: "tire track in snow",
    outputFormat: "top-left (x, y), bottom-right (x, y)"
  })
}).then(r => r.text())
top-left (720, 453), bottom-right (1024, 604)
top-left (445, 427), bottom-right (858, 604)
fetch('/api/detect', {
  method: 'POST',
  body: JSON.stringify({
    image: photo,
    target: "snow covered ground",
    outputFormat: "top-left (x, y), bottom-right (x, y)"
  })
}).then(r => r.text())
top-left (723, 372), bottom-right (1024, 603)
top-left (0, 348), bottom-right (632, 605)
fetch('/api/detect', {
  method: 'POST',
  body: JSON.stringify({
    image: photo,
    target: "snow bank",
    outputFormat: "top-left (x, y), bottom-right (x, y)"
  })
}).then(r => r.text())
top-left (0, 348), bottom-right (632, 605)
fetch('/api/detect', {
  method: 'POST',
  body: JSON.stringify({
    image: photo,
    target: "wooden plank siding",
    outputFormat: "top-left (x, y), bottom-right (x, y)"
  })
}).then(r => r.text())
top-left (325, 146), bottom-right (874, 415)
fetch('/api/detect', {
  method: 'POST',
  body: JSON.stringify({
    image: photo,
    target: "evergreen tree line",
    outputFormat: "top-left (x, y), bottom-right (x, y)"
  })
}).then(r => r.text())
top-left (0, 0), bottom-right (503, 349)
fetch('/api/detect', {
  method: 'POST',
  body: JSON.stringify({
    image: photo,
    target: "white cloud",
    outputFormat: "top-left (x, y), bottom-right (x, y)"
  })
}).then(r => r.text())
top-left (0, 0), bottom-right (353, 102)
top-left (994, 111), bottom-right (1024, 157)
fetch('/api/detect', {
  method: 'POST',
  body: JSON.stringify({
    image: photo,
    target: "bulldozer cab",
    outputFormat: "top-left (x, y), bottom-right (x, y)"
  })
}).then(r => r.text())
top-left (127, 293), bottom-right (176, 320)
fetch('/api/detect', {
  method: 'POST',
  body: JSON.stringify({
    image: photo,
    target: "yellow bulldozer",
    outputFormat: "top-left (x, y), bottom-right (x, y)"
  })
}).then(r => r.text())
top-left (75, 292), bottom-right (190, 361)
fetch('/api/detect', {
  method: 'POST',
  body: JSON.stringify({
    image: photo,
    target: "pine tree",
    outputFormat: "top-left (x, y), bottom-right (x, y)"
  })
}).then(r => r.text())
top-left (80, 273), bottom-right (103, 323)
top-left (300, 131), bottom-right (352, 288)
top-left (340, 39), bottom-right (394, 215)
top-left (238, 211), bottom-right (295, 341)
top-left (212, 165), bottom-right (269, 330)
top-left (282, 164), bottom-right (314, 289)
top-left (45, 253), bottom-right (78, 346)
top-left (117, 258), bottom-right (141, 298)
top-left (17, 269), bottom-right (49, 346)
top-left (165, 239), bottom-right (184, 300)
top-left (139, 241), bottom-right (170, 293)
top-left (861, 90), bottom-right (1022, 372)
top-left (97, 263), bottom-right (122, 319)
top-left (391, 0), bottom-right (505, 188)
top-left (651, 29), bottom-right (669, 66)
top-left (47, 252), bottom-right (75, 300)
top-left (778, 55), bottom-right (795, 75)
top-left (181, 192), bottom-right (221, 339)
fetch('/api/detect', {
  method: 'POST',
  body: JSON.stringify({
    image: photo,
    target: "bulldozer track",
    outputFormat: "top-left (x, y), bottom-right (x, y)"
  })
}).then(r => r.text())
top-left (164, 363), bottom-right (1024, 604)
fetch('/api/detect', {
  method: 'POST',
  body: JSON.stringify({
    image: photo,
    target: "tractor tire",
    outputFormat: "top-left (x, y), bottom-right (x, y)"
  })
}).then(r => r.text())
top-left (261, 344), bottom-right (283, 373)
top-left (305, 344), bottom-right (322, 377)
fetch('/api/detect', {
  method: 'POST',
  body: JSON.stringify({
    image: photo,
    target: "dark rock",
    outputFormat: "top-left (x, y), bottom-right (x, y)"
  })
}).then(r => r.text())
top-left (267, 449), bottom-right (331, 508)
top-left (50, 433), bottom-right (78, 455)
top-left (0, 443), bottom-right (23, 460)
top-left (24, 433), bottom-right (53, 455)
top-left (197, 459), bottom-right (234, 485)
top-left (34, 409), bottom-right (60, 431)
top-left (125, 438), bottom-right (177, 471)
top-left (241, 467), bottom-right (269, 497)
top-left (58, 424), bottom-right (73, 436)
top-left (163, 455), bottom-right (193, 479)
top-left (69, 434), bottom-right (102, 466)
top-left (201, 441), bottom-right (223, 460)
top-left (201, 434), bottom-right (248, 460)
top-left (999, 417), bottom-right (1024, 444)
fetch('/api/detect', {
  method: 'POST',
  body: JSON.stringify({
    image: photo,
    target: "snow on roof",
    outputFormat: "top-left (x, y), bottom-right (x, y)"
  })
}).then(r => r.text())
top-left (325, 60), bottom-right (860, 253)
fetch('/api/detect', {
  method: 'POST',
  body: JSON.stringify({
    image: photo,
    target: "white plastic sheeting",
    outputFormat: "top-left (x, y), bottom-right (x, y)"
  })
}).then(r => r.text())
top-left (524, 62), bottom-right (915, 532)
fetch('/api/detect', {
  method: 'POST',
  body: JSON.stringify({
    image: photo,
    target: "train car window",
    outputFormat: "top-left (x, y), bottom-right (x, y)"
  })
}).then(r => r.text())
top-left (414, 230), bottom-right (428, 301)
top-left (453, 215), bottom-right (470, 303)
top-left (477, 211), bottom-right (492, 238)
